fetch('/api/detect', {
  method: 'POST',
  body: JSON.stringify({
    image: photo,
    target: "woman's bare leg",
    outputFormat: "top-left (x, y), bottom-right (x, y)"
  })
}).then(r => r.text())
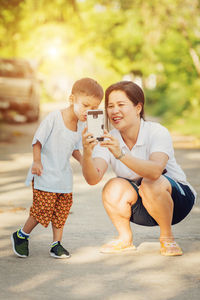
top-left (102, 178), bottom-right (137, 245)
top-left (139, 176), bottom-right (174, 241)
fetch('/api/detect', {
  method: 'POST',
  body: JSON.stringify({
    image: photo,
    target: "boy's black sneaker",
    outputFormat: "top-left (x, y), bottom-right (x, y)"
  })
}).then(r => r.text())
top-left (11, 230), bottom-right (29, 258)
top-left (50, 242), bottom-right (70, 259)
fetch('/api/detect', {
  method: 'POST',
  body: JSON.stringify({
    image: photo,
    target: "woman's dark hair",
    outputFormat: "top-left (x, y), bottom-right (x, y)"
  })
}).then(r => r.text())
top-left (105, 81), bottom-right (145, 119)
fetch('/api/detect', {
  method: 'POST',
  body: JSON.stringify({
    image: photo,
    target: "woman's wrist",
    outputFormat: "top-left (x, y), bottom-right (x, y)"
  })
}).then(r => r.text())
top-left (115, 148), bottom-right (126, 160)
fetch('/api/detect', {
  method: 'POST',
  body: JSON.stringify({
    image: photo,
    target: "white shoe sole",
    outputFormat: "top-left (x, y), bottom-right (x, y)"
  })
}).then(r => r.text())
top-left (49, 251), bottom-right (71, 259)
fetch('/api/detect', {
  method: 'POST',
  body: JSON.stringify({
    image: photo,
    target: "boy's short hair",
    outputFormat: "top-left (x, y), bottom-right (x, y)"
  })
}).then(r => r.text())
top-left (72, 77), bottom-right (104, 100)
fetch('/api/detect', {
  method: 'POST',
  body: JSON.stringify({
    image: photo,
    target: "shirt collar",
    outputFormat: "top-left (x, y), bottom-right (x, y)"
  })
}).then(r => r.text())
top-left (115, 118), bottom-right (146, 149)
top-left (135, 118), bottom-right (146, 146)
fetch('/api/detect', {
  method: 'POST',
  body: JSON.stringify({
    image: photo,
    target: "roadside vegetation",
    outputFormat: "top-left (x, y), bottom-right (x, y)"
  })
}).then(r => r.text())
top-left (0, 0), bottom-right (199, 138)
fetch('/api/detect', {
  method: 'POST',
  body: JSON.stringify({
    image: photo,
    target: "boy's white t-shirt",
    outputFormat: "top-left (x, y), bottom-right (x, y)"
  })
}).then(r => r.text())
top-left (92, 119), bottom-right (197, 198)
top-left (25, 110), bottom-right (84, 193)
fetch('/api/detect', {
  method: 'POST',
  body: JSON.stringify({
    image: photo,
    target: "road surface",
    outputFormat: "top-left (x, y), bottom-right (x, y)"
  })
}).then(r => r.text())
top-left (0, 102), bottom-right (200, 300)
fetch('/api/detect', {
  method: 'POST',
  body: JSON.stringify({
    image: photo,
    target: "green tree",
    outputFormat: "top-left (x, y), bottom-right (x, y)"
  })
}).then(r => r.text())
top-left (76, 0), bottom-right (200, 120)
top-left (0, 0), bottom-right (199, 128)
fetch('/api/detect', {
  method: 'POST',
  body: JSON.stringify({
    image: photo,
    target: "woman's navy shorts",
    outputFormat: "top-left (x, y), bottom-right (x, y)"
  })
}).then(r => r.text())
top-left (126, 175), bottom-right (195, 227)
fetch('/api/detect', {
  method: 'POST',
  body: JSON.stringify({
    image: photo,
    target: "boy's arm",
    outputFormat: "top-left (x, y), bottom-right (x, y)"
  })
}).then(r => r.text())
top-left (32, 141), bottom-right (43, 176)
top-left (72, 149), bottom-right (82, 165)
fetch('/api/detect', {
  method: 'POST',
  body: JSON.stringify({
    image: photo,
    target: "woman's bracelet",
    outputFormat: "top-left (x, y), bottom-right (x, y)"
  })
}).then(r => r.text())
top-left (115, 149), bottom-right (126, 160)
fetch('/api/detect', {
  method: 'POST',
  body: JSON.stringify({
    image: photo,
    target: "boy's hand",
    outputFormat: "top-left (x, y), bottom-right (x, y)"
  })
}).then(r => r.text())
top-left (32, 161), bottom-right (43, 176)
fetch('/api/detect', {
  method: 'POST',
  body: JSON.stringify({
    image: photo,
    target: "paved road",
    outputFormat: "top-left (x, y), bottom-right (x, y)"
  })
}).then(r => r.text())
top-left (0, 103), bottom-right (200, 300)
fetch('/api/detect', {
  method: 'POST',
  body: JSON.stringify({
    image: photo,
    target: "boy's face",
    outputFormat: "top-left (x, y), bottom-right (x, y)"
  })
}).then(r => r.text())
top-left (72, 93), bottom-right (102, 122)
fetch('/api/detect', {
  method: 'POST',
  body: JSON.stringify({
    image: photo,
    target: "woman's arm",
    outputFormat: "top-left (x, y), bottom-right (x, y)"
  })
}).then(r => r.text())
top-left (100, 131), bottom-right (168, 180)
top-left (119, 152), bottom-right (168, 180)
top-left (82, 155), bottom-right (108, 185)
top-left (82, 128), bottom-right (108, 185)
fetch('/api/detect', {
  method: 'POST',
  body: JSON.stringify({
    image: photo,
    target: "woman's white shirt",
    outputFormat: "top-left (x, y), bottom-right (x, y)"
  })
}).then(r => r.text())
top-left (92, 119), bottom-right (196, 197)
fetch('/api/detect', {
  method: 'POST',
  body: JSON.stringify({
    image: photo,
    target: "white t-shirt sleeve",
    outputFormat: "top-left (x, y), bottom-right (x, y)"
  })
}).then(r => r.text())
top-left (149, 124), bottom-right (173, 157)
top-left (32, 112), bottom-right (54, 147)
top-left (92, 143), bottom-right (111, 164)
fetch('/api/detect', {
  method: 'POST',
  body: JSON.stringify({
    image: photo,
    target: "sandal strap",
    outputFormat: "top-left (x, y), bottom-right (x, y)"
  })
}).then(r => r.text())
top-left (101, 239), bottom-right (136, 252)
top-left (161, 241), bottom-right (179, 247)
top-left (160, 240), bottom-right (183, 256)
top-left (104, 240), bottom-right (128, 249)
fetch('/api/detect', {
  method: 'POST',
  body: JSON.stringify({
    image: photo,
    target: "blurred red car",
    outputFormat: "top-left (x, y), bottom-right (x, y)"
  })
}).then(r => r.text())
top-left (0, 58), bottom-right (40, 122)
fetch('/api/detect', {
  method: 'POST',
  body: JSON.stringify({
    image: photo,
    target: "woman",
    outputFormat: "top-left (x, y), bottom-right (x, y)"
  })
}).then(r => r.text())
top-left (82, 81), bottom-right (196, 256)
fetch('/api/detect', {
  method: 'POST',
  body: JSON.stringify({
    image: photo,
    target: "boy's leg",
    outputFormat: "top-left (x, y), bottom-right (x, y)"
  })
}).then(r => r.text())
top-left (11, 184), bottom-right (57, 258)
top-left (50, 192), bottom-right (73, 259)
top-left (23, 216), bottom-right (39, 234)
top-left (11, 217), bottom-right (38, 258)
top-left (51, 192), bottom-right (73, 242)
top-left (11, 182), bottom-right (46, 258)
top-left (52, 225), bottom-right (63, 242)
top-left (50, 225), bottom-right (70, 258)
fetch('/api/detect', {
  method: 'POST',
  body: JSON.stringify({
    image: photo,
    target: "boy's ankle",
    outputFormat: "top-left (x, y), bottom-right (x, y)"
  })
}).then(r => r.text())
top-left (51, 241), bottom-right (60, 247)
top-left (18, 228), bottom-right (30, 239)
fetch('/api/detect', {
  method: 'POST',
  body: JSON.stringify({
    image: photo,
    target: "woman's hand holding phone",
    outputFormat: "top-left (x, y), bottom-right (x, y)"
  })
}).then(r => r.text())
top-left (100, 129), bottom-right (121, 158)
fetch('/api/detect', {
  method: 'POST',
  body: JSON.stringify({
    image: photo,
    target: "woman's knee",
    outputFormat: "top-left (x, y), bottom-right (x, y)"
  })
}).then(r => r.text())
top-left (102, 178), bottom-right (137, 206)
top-left (102, 178), bottom-right (122, 204)
top-left (139, 177), bottom-right (170, 201)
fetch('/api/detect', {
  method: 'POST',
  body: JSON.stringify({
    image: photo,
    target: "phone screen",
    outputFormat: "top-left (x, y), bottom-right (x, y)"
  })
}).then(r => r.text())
top-left (87, 109), bottom-right (104, 141)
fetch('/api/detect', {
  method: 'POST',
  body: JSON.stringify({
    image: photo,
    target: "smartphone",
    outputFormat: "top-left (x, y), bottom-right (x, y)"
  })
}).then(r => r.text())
top-left (87, 109), bottom-right (104, 141)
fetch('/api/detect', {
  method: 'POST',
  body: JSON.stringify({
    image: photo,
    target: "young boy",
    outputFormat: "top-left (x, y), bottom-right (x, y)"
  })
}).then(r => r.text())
top-left (11, 77), bottom-right (104, 259)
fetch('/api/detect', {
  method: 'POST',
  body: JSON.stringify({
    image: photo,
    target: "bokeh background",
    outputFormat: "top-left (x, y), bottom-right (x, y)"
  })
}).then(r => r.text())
top-left (0, 0), bottom-right (200, 137)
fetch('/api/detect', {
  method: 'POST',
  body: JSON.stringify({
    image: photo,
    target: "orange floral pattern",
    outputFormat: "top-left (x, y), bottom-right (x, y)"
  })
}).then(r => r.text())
top-left (30, 183), bottom-right (73, 228)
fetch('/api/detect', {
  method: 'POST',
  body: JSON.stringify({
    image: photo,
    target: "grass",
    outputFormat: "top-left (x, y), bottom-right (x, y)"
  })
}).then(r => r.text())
top-left (163, 116), bottom-right (200, 138)
top-left (162, 116), bottom-right (200, 148)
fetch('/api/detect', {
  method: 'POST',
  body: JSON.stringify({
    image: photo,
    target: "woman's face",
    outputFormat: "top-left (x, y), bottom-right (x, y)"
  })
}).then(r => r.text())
top-left (107, 90), bottom-right (141, 131)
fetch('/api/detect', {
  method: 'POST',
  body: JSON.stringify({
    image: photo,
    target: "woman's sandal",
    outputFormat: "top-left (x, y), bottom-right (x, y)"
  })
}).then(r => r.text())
top-left (100, 239), bottom-right (136, 254)
top-left (160, 240), bottom-right (183, 256)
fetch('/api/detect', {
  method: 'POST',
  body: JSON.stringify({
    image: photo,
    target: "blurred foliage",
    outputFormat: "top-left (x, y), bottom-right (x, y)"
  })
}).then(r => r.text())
top-left (0, 0), bottom-right (200, 134)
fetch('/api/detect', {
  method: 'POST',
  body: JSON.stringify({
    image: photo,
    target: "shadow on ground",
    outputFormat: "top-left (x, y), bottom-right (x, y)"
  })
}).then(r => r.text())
top-left (0, 111), bottom-right (200, 300)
